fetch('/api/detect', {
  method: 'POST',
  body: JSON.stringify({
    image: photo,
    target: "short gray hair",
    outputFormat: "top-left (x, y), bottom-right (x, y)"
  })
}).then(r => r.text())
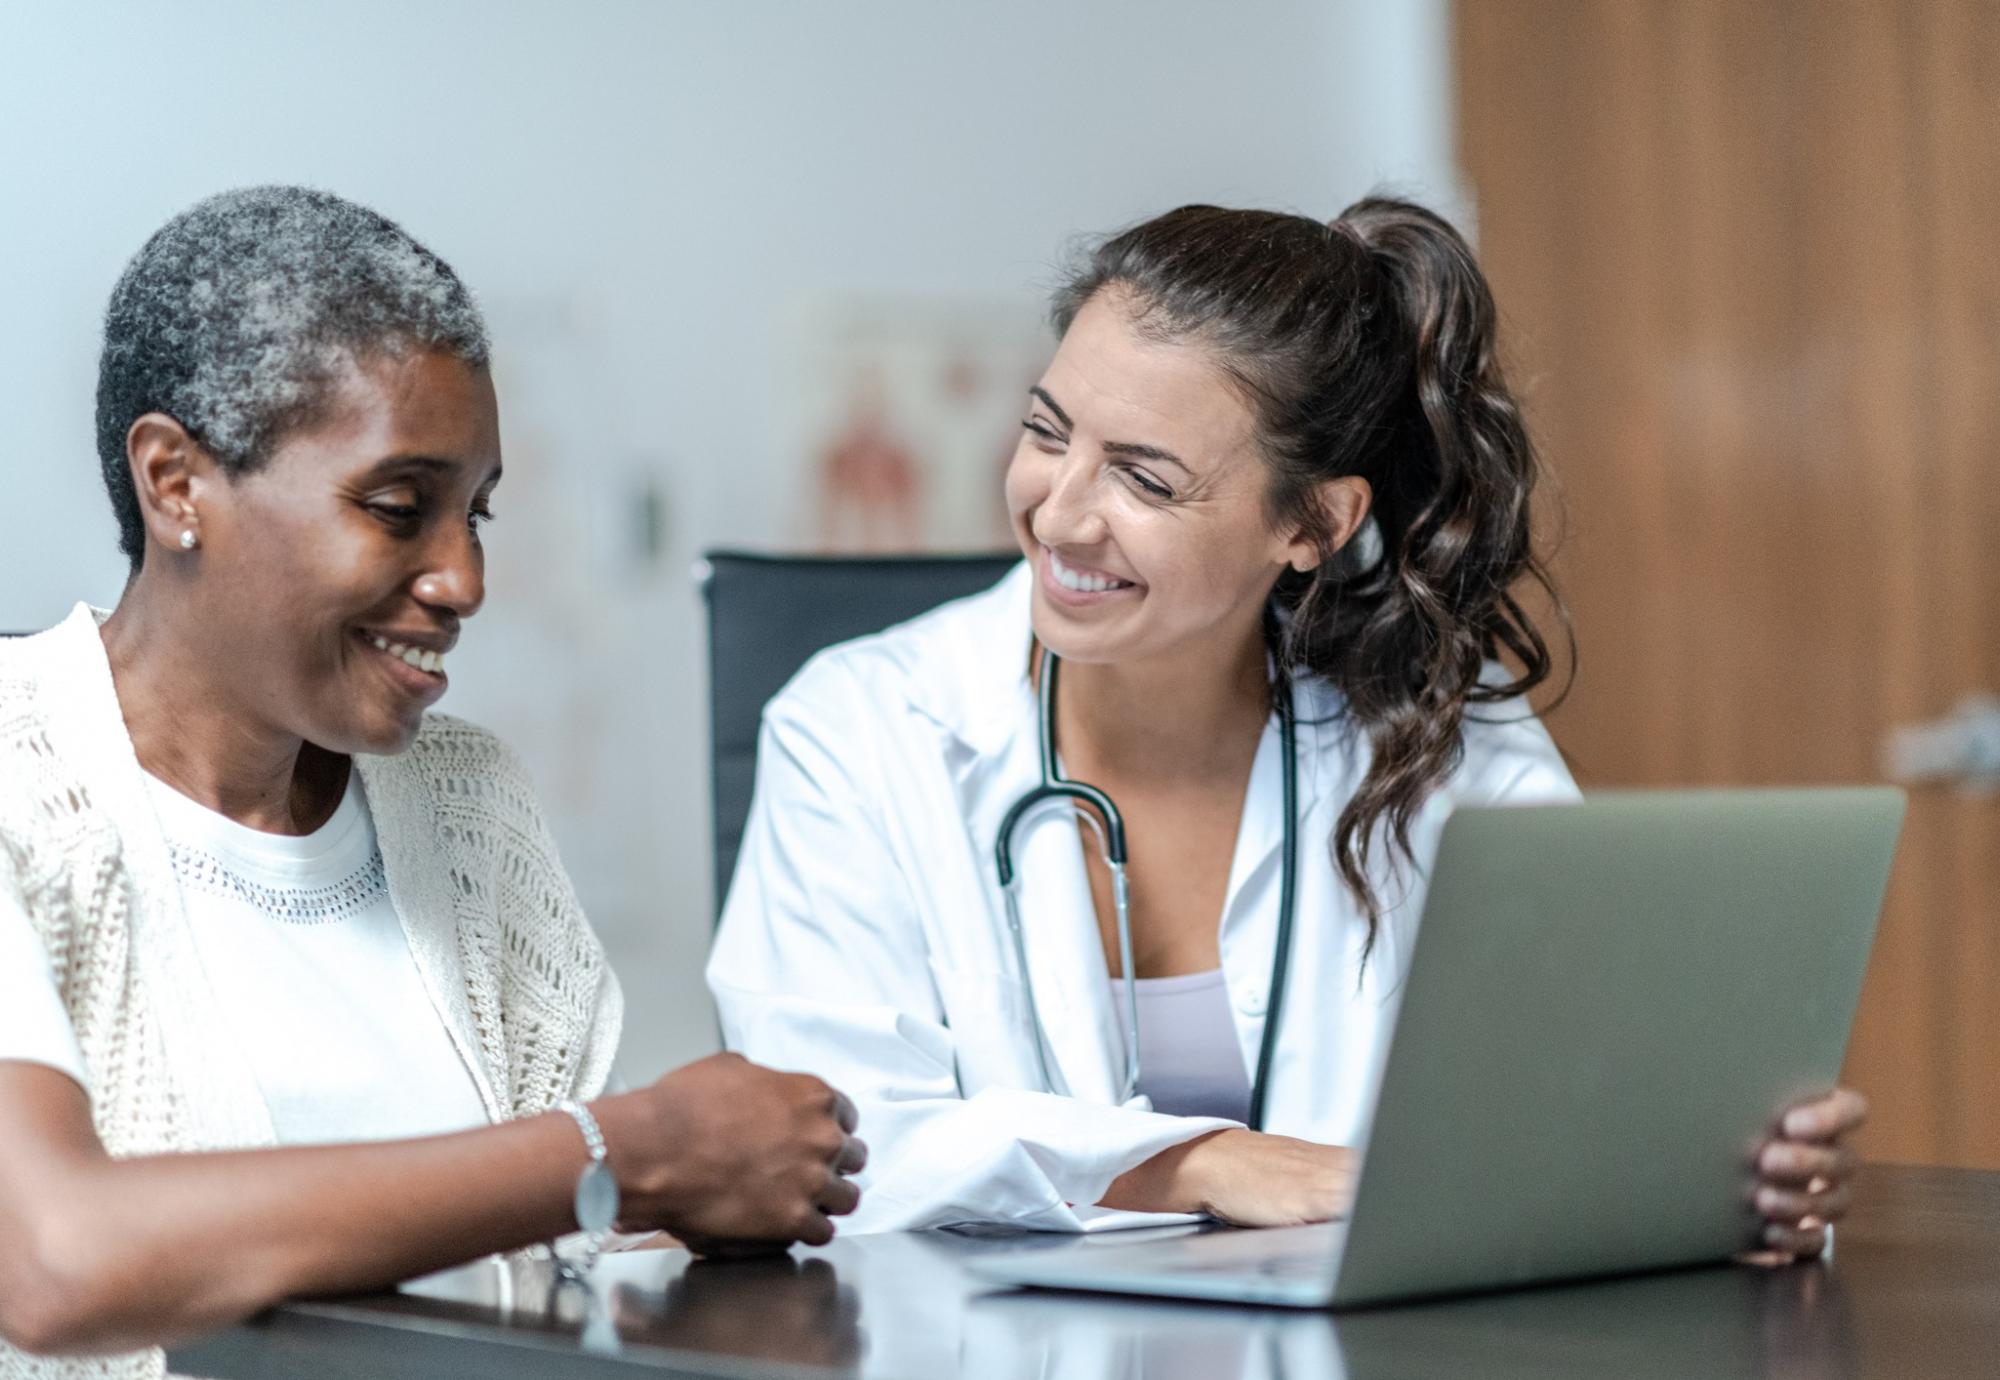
top-left (95, 185), bottom-right (490, 568)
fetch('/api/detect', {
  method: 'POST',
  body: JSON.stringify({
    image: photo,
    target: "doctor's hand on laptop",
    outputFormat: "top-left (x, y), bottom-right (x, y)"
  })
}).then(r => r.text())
top-left (1101, 1129), bottom-right (1358, 1228)
top-left (591, 1053), bottom-right (867, 1256)
top-left (1748, 1086), bottom-right (1867, 1262)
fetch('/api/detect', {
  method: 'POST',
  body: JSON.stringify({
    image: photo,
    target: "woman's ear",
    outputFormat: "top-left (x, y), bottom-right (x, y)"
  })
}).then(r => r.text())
top-left (1285, 476), bottom-right (1373, 573)
top-left (127, 413), bottom-right (217, 555)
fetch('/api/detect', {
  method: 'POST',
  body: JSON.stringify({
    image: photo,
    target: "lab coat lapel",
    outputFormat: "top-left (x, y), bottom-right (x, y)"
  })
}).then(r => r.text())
top-left (1215, 712), bottom-right (1293, 1085)
top-left (1001, 777), bottom-right (1130, 1104)
top-left (1217, 692), bottom-right (1349, 1097)
top-left (1222, 680), bottom-right (1347, 923)
top-left (1221, 713), bottom-right (1286, 935)
top-left (953, 710), bottom-right (1131, 1107)
top-left (925, 566), bottom-right (1131, 1108)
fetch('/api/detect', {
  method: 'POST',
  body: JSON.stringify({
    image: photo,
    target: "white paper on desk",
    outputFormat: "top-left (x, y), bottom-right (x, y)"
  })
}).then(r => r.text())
top-left (1066, 1205), bottom-right (1207, 1232)
top-left (944, 1206), bottom-right (1205, 1235)
top-left (937, 1203), bottom-right (1208, 1238)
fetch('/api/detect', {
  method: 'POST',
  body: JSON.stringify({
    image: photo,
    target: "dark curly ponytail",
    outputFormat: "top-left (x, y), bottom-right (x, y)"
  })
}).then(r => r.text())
top-left (1052, 195), bottom-right (1566, 952)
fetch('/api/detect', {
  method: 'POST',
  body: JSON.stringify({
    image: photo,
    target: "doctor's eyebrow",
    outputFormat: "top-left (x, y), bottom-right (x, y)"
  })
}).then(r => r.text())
top-left (1102, 440), bottom-right (1192, 476)
top-left (1028, 387), bottom-right (1194, 476)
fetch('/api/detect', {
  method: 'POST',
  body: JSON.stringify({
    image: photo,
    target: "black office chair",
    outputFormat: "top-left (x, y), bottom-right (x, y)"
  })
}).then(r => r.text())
top-left (701, 550), bottom-right (1018, 921)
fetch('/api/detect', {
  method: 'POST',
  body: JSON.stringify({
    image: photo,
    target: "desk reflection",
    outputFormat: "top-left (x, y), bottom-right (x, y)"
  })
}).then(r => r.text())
top-left (398, 1251), bottom-right (865, 1369)
top-left (616, 1256), bottom-right (864, 1367)
top-left (1335, 1264), bottom-right (1857, 1380)
top-left (964, 1262), bottom-right (1854, 1380)
top-left (162, 1167), bottom-right (1987, 1380)
top-left (963, 1291), bottom-right (1337, 1379)
top-left (390, 1236), bottom-right (1856, 1380)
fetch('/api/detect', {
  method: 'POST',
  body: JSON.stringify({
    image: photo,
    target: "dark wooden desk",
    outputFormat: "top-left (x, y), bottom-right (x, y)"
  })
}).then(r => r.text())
top-left (168, 1165), bottom-right (2000, 1379)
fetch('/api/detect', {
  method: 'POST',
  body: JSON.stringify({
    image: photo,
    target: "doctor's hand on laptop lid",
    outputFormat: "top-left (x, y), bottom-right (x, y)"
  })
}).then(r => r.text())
top-left (589, 1053), bottom-right (866, 1254)
top-left (1100, 1130), bottom-right (1357, 1228)
top-left (1745, 1086), bottom-right (1867, 1263)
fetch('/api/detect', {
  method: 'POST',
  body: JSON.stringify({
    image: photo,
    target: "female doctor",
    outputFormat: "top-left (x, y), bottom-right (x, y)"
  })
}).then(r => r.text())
top-left (708, 198), bottom-right (1863, 1254)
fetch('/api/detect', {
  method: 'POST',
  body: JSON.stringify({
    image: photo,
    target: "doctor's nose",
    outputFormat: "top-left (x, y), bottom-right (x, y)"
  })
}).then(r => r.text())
top-left (1030, 453), bottom-right (1111, 549)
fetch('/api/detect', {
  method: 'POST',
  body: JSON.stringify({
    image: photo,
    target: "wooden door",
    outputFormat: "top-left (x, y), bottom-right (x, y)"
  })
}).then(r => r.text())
top-left (1457, 0), bottom-right (2000, 1165)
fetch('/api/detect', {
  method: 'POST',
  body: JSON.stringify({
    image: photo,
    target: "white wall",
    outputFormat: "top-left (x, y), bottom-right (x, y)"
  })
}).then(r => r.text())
top-left (0, 0), bottom-right (1454, 1079)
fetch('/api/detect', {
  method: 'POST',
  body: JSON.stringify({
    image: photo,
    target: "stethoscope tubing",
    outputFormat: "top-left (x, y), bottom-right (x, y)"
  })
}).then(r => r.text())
top-left (994, 637), bottom-right (1300, 1131)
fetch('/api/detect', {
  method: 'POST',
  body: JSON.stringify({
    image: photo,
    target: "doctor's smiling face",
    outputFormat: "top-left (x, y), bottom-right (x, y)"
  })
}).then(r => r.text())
top-left (1007, 285), bottom-right (1361, 670)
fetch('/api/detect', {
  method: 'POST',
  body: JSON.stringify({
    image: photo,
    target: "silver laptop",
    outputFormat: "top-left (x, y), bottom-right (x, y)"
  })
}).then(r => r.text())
top-left (970, 789), bottom-right (1905, 1308)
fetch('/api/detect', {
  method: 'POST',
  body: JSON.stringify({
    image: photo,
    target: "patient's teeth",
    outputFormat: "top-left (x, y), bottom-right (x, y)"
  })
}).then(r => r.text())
top-left (363, 632), bottom-right (446, 676)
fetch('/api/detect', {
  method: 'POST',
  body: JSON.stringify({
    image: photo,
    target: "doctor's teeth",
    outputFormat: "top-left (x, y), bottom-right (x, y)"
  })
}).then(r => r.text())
top-left (1051, 552), bottom-right (1127, 593)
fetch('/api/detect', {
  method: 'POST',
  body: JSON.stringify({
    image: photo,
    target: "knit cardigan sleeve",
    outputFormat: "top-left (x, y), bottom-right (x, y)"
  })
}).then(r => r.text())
top-left (366, 714), bottom-right (625, 1114)
top-left (475, 729), bottom-right (626, 1103)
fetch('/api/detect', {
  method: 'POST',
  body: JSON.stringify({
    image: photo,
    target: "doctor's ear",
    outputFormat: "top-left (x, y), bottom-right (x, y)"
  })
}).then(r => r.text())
top-left (1285, 476), bottom-right (1372, 574)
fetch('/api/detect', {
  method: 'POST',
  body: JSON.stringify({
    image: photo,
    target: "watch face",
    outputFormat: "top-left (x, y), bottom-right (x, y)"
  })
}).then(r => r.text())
top-left (576, 1161), bottom-right (620, 1236)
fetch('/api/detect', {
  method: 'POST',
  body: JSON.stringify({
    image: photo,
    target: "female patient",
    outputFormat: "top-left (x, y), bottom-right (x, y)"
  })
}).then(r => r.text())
top-left (709, 198), bottom-right (1861, 1247)
top-left (0, 188), bottom-right (862, 1376)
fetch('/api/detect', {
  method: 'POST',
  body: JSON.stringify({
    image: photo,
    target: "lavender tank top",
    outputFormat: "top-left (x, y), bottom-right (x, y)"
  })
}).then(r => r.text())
top-left (1120, 968), bottom-right (1253, 1123)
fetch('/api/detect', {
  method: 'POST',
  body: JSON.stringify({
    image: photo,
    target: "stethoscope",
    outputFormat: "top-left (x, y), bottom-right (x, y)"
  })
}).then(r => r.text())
top-left (993, 636), bottom-right (1301, 1132)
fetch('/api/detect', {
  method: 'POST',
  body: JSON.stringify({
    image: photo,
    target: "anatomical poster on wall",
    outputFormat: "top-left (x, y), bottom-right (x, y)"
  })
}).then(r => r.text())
top-left (782, 294), bottom-right (1052, 554)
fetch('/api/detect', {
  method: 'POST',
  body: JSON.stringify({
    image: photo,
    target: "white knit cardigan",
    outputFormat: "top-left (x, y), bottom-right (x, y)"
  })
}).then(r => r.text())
top-left (0, 606), bottom-right (624, 1379)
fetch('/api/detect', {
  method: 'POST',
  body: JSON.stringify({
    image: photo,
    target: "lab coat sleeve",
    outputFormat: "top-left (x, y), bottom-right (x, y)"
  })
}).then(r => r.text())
top-left (707, 671), bottom-right (1236, 1233)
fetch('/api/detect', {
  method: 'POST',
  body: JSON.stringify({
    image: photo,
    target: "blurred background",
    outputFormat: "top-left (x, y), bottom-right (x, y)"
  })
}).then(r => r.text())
top-left (1, 2), bottom-right (1991, 1167)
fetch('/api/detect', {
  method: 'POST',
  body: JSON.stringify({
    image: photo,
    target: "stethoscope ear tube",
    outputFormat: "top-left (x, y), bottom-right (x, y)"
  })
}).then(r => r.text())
top-left (1245, 682), bottom-right (1299, 1132)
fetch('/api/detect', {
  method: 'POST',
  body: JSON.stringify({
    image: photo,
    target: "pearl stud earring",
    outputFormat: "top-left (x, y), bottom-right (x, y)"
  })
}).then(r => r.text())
top-left (179, 529), bottom-right (199, 551)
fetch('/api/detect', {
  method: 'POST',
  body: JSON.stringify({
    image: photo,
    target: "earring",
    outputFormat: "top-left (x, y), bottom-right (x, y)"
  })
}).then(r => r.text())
top-left (179, 529), bottom-right (199, 551)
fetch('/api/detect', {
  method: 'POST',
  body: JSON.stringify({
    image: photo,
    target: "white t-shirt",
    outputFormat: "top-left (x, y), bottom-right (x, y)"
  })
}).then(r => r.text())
top-left (0, 768), bottom-right (489, 1145)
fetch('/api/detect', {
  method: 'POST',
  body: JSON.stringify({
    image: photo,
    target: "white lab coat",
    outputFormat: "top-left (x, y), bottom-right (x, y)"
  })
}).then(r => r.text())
top-left (708, 563), bottom-right (1577, 1233)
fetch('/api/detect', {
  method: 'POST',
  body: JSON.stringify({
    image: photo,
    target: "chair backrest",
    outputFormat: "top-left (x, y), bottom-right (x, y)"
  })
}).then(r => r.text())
top-left (701, 550), bottom-right (1019, 921)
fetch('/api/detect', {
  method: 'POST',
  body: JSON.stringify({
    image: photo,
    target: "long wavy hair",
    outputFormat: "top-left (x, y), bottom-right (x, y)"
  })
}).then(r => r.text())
top-left (1051, 196), bottom-right (1568, 953)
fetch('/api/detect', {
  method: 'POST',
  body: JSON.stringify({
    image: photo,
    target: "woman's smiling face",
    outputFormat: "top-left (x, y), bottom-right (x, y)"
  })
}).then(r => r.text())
top-left (1006, 287), bottom-right (1322, 669)
top-left (181, 348), bottom-right (501, 755)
